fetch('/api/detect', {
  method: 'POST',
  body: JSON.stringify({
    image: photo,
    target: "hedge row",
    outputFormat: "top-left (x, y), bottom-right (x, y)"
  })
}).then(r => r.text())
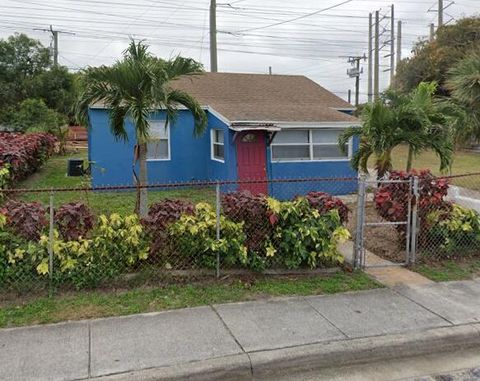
top-left (0, 132), bottom-right (57, 186)
top-left (0, 192), bottom-right (351, 289)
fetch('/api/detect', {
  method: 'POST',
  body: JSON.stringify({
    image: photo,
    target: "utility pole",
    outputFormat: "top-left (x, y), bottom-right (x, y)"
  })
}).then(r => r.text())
top-left (389, 4), bottom-right (395, 85)
top-left (34, 25), bottom-right (74, 66)
top-left (430, 23), bottom-right (435, 41)
top-left (396, 20), bottom-right (402, 67)
top-left (346, 55), bottom-right (366, 107)
top-left (438, 0), bottom-right (444, 27)
top-left (210, 0), bottom-right (218, 72)
top-left (348, 89), bottom-right (352, 104)
top-left (374, 10), bottom-right (380, 101)
top-left (50, 25), bottom-right (59, 66)
top-left (367, 13), bottom-right (373, 102)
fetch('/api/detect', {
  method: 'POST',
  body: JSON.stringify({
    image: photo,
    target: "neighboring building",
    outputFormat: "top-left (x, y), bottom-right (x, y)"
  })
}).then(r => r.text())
top-left (88, 72), bottom-right (359, 197)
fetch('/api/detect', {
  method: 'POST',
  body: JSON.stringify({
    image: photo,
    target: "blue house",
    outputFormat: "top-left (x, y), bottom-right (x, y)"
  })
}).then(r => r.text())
top-left (88, 72), bottom-right (359, 198)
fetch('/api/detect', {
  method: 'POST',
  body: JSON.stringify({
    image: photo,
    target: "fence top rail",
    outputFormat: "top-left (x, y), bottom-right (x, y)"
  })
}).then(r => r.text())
top-left (365, 179), bottom-right (411, 184)
top-left (0, 176), bottom-right (358, 194)
top-left (440, 172), bottom-right (480, 180)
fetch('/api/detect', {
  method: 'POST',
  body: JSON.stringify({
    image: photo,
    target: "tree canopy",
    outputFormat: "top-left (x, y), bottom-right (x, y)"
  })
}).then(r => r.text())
top-left (0, 33), bottom-right (76, 128)
top-left (394, 17), bottom-right (480, 95)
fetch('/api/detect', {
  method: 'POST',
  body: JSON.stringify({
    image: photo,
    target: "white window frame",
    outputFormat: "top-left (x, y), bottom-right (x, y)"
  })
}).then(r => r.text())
top-left (146, 120), bottom-right (171, 161)
top-left (270, 128), bottom-right (352, 163)
top-left (210, 129), bottom-right (225, 163)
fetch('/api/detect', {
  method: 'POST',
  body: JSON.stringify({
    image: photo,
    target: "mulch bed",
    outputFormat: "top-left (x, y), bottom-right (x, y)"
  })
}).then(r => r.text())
top-left (346, 201), bottom-right (407, 263)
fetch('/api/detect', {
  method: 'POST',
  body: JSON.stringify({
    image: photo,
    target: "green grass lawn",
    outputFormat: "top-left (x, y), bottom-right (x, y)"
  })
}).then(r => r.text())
top-left (0, 271), bottom-right (379, 328)
top-left (370, 145), bottom-right (480, 190)
top-left (386, 145), bottom-right (479, 176)
top-left (16, 150), bottom-right (215, 215)
top-left (415, 258), bottom-right (480, 282)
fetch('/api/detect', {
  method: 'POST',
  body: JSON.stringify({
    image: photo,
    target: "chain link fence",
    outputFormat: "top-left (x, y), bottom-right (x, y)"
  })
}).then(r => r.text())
top-left (352, 172), bottom-right (480, 268)
top-left (0, 177), bottom-right (357, 301)
top-left (416, 172), bottom-right (480, 263)
top-left (3, 171), bottom-right (480, 302)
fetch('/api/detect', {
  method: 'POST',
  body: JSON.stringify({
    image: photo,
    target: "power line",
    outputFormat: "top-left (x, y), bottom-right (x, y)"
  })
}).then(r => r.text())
top-left (235, 0), bottom-right (355, 33)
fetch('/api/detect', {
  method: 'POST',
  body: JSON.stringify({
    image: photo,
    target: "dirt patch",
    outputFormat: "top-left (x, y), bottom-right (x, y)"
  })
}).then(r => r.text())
top-left (346, 201), bottom-right (407, 263)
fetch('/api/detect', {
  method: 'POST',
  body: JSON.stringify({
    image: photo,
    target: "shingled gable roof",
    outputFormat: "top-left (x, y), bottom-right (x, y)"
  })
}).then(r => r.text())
top-left (170, 72), bottom-right (358, 124)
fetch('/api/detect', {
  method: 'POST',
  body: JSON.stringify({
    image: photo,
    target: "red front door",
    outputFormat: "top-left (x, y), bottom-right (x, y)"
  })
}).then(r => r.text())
top-left (236, 131), bottom-right (268, 194)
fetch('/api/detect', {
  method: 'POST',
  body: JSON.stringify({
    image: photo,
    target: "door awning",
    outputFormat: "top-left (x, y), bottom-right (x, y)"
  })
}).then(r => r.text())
top-left (229, 123), bottom-right (281, 132)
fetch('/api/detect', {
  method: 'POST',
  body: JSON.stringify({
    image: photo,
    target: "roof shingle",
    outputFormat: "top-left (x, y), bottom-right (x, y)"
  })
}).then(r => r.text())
top-left (170, 72), bottom-right (357, 123)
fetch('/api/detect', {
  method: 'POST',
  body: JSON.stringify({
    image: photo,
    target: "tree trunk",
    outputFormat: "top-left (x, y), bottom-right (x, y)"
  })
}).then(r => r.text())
top-left (406, 145), bottom-right (413, 172)
top-left (137, 142), bottom-right (148, 218)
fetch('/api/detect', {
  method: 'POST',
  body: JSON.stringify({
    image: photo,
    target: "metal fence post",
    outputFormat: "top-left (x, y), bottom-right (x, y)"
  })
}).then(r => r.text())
top-left (405, 177), bottom-right (413, 264)
top-left (354, 175), bottom-right (367, 269)
top-left (48, 190), bottom-right (54, 295)
top-left (410, 176), bottom-right (419, 265)
top-left (215, 182), bottom-right (221, 278)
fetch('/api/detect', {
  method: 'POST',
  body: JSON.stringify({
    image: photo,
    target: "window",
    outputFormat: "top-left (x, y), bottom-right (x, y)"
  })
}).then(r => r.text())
top-left (211, 129), bottom-right (225, 162)
top-left (271, 129), bottom-right (349, 162)
top-left (147, 120), bottom-right (170, 160)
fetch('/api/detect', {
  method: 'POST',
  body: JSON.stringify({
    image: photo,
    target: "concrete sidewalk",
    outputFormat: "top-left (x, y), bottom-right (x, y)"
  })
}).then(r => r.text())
top-left (3, 280), bottom-right (480, 381)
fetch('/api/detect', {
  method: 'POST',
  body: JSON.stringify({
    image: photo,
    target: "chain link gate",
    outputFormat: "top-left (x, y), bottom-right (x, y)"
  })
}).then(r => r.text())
top-left (353, 175), bottom-right (419, 269)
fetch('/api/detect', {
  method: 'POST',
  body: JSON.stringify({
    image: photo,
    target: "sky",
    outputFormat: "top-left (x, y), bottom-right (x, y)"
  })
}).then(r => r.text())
top-left (1, 0), bottom-right (479, 102)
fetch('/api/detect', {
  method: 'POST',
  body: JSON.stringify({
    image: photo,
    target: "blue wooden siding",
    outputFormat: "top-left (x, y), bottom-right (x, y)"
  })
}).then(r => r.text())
top-left (88, 108), bottom-right (358, 197)
top-left (265, 137), bottom-right (359, 199)
top-left (88, 108), bottom-right (235, 187)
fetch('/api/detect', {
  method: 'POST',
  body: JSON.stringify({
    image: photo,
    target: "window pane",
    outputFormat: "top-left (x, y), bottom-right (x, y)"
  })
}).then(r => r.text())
top-left (147, 139), bottom-right (169, 159)
top-left (149, 121), bottom-right (168, 139)
top-left (313, 144), bottom-right (347, 159)
top-left (272, 130), bottom-right (309, 144)
top-left (213, 143), bottom-right (224, 159)
top-left (312, 129), bottom-right (342, 144)
top-left (214, 129), bottom-right (224, 144)
top-left (272, 145), bottom-right (310, 160)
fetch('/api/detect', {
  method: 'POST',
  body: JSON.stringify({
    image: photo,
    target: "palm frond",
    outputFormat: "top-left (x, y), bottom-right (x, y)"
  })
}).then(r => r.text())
top-left (165, 89), bottom-right (207, 136)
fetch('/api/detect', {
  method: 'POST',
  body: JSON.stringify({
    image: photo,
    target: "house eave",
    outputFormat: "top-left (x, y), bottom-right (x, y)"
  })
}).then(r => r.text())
top-left (230, 121), bottom-right (360, 128)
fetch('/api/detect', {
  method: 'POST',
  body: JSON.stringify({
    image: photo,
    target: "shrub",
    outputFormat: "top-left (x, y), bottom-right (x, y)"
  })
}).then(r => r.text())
top-left (0, 200), bottom-right (48, 240)
top-left (0, 214), bottom-right (42, 287)
top-left (266, 197), bottom-right (349, 269)
top-left (36, 213), bottom-right (150, 289)
top-left (55, 202), bottom-right (95, 240)
top-left (0, 132), bottom-right (56, 186)
top-left (426, 204), bottom-right (480, 257)
top-left (374, 169), bottom-right (452, 243)
top-left (169, 203), bottom-right (247, 269)
top-left (303, 191), bottom-right (350, 224)
top-left (142, 199), bottom-right (194, 256)
top-left (221, 191), bottom-right (273, 253)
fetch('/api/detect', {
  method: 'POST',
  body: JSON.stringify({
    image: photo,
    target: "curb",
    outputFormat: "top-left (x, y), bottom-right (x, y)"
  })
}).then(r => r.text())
top-left (92, 323), bottom-right (480, 380)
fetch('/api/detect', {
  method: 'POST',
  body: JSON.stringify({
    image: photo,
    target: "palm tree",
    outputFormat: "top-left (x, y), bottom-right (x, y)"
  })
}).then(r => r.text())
top-left (339, 82), bottom-right (455, 178)
top-left (446, 52), bottom-right (480, 143)
top-left (76, 40), bottom-right (207, 217)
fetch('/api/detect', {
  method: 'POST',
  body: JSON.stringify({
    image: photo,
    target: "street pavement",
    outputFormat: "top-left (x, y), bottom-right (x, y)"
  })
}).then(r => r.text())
top-left (410, 367), bottom-right (480, 381)
top-left (2, 279), bottom-right (480, 380)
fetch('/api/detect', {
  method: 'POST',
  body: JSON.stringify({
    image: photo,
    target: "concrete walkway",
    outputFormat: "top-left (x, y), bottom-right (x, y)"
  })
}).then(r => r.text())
top-left (3, 279), bottom-right (480, 381)
top-left (339, 241), bottom-right (433, 288)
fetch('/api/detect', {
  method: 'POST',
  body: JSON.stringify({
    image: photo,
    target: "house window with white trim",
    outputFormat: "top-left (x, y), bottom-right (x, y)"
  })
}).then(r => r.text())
top-left (271, 129), bottom-right (349, 162)
top-left (211, 129), bottom-right (225, 162)
top-left (147, 120), bottom-right (170, 160)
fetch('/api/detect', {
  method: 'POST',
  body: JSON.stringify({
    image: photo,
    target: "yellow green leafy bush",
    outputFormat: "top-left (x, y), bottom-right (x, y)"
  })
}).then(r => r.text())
top-left (0, 214), bottom-right (43, 289)
top-left (169, 203), bottom-right (248, 269)
top-left (36, 214), bottom-right (150, 289)
top-left (265, 197), bottom-right (349, 269)
top-left (426, 204), bottom-right (480, 256)
top-left (0, 213), bottom-right (149, 290)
